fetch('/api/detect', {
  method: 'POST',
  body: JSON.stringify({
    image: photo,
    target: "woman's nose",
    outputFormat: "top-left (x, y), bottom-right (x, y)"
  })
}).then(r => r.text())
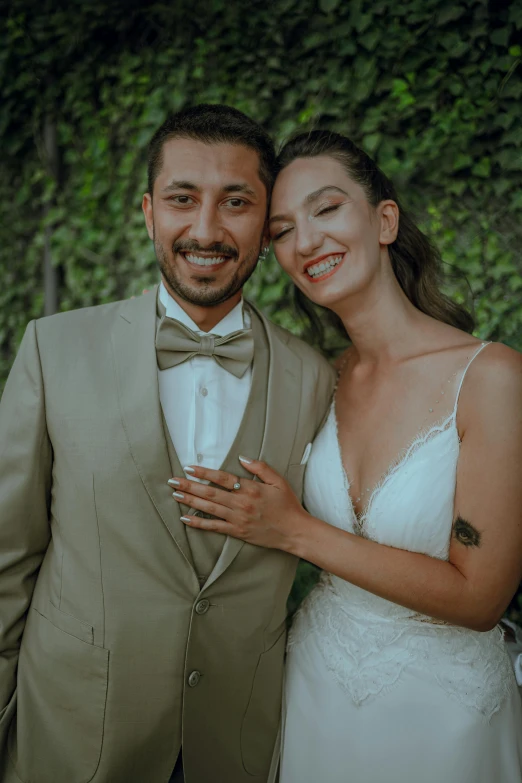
top-left (295, 224), bottom-right (324, 258)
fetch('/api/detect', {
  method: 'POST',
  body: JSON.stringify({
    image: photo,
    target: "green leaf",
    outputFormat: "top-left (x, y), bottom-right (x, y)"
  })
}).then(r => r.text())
top-left (452, 153), bottom-right (473, 171)
top-left (436, 6), bottom-right (466, 26)
top-left (509, 6), bottom-right (522, 30)
top-left (319, 0), bottom-right (341, 12)
top-left (360, 29), bottom-right (380, 51)
top-left (491, 27), bottom-right (511, 48)
top-left (471, 157), bottom-right (491, 178)
top-left (363, 132), bottom-right (382, 152)
top-left (302, 31), bottom-right (328, 50)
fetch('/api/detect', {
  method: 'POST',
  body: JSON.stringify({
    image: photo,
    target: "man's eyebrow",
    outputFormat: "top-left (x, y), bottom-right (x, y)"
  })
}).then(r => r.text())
top-left (222, 183), bottom-right (257, 197)
top-left (162, 180), bottom-right (200, 193)
top-left (161, 181), bottom-right (257, 198)
top-left (269, 185), bottom-right (349, 223)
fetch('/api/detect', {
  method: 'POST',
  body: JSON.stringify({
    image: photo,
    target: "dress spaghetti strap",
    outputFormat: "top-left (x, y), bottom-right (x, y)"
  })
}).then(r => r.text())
top-left (452, 341), bottom-right (491, 419)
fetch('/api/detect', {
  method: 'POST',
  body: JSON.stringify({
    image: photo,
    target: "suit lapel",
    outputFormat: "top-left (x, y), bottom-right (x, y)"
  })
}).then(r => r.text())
top-left (110, 288), bottom-right (197, 582)
top-left (203, 305), bottom-right (302, 591)
top-left (255, 308), bottom-right (303, 477)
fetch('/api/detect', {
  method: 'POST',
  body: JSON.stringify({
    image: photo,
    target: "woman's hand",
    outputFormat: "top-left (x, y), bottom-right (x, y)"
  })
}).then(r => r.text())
top-left (168, 457), bottom-right (311, 552)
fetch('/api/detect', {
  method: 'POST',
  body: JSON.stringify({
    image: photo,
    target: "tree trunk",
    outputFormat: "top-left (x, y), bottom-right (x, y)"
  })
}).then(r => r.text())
top-left (43, 114), bottom-right (59, 317)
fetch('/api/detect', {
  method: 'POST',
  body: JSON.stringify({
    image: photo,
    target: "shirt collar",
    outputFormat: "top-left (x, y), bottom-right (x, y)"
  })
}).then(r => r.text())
top-left (159, 281), bottom-right (247, 336)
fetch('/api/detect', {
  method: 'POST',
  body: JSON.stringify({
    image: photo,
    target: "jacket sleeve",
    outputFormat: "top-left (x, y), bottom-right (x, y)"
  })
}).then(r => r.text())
top-left (0, 320), bottom-right (52, 737)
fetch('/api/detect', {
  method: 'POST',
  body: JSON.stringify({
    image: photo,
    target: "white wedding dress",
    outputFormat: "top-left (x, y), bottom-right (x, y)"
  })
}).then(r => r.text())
top-left (281, 344), bottom-right (522, 783)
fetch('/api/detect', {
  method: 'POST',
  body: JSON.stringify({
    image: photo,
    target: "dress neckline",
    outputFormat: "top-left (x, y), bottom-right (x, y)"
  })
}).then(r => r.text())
top-left (330, 403), bottom-right (457, 533)
top-left (331, 341), bottom-right (490, 533)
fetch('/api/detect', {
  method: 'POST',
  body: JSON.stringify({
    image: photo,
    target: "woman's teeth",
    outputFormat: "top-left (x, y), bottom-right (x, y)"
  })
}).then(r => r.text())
top-left (307, 255), bottom-right (343, 278)
top-left (185, 254), bottom-right (228, 267)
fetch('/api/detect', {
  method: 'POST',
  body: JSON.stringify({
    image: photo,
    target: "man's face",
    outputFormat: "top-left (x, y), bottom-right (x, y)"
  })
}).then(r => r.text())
top-left (142, 138), bottom-right (268, 308)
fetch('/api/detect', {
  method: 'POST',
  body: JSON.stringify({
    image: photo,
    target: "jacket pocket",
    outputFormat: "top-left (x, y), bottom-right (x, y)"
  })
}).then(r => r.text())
top-left (240, 628), bottom-right (287, 777)
top-left (44, 600), bottom-right (94, 644)
top-left (8, 607), bottom-right (109, 783)
top-left (285, 463), bottom-right (306, 499)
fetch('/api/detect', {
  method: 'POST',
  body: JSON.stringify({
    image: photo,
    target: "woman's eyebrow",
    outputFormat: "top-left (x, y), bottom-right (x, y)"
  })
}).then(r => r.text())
top-left (269, 212), bottom-right (290, 224)
top-left (305, 185), bottom-right (349, 203)
top-left (270, 185), bottom-right (349, 223)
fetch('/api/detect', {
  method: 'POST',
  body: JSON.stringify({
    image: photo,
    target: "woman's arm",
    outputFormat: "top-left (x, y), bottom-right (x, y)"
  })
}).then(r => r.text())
top-left (171, 344), bottom-right (522, 632)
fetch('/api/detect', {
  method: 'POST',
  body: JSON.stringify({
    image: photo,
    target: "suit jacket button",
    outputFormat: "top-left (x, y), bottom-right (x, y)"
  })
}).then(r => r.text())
top-left (188, 670), bottom-right (201, 687)
top-left (195, 599), bottom-right (210, 615)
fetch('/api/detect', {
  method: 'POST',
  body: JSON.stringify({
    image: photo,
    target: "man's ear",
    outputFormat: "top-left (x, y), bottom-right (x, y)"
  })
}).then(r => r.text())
top-left (142, 193), bottom-right (154, 241)
top-left (379, 200), bottom-right (399, 246)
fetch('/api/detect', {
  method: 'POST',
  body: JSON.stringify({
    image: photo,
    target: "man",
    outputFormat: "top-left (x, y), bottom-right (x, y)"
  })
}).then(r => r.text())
top-left (0, 104), bottom-right (335, 783)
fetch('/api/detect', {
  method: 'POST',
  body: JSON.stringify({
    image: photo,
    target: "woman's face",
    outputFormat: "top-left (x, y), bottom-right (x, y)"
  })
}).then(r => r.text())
top-left (269, 155), bottom-right (395, 312)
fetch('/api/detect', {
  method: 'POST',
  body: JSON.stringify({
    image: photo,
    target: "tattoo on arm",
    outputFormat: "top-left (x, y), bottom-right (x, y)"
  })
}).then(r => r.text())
top-left (453, 516), bottom-right (481, 548)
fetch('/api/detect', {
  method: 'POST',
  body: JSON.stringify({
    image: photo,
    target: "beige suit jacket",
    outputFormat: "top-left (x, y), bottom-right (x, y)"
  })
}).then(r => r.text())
top-left (0, 289), bottom-right (335, 783)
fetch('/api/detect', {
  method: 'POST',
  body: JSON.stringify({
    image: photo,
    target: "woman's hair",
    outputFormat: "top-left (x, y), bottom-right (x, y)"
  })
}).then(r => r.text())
top-left (275, 130), bottom-right (474, 352)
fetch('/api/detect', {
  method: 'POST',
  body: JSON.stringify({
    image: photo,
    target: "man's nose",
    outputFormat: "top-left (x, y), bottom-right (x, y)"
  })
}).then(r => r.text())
top-left (187, 204), bottom-right (224, 247)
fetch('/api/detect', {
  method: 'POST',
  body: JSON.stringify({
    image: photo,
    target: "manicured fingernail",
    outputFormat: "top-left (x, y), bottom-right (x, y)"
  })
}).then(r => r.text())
top-left (168, 479), bottom-right (180, 487)
top-left (184, 466), bottom-right (196, 474)
top-left (172, 491), bottom-right (184, 499)
top-left (239, 455), bottom-right (253, 464)
top-left (180, 516), bottom-right (191, 523)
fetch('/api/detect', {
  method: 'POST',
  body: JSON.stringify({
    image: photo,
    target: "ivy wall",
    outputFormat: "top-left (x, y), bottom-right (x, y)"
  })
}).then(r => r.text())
top-left (2, 0), bottom-right (522, 609)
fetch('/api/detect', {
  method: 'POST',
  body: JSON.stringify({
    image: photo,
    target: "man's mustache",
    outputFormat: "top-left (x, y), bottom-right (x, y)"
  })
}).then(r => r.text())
top-left (172, 240), bottom-right (238, 259)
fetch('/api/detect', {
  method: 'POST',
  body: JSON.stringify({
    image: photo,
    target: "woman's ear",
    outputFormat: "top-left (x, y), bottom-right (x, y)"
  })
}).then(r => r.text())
top-left (379, 200), bottom-right (399, 245)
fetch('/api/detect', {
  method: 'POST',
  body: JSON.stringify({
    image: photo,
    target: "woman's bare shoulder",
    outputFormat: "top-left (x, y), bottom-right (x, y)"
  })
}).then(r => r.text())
top-left (471, 341), bottom-right (522, 384)
top-left (459, 341), bottom-right (522, 429)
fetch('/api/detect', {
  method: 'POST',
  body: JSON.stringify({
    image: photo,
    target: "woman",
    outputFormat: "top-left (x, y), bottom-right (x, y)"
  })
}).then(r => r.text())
top-left (169, 131), bottom-right (522, 781)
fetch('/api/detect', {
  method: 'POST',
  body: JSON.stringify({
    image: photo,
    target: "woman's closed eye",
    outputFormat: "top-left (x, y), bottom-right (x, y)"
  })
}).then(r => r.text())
top-left (271, 225), bottom-right (293, 241)
top-left (271, 202), bottom-right (343, 240)
top-left (315, 202), bottom-right (342, 217)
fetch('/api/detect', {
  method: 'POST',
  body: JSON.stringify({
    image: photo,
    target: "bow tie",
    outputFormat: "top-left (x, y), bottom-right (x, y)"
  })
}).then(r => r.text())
top-left (156, 316), bottom-right (254, 378)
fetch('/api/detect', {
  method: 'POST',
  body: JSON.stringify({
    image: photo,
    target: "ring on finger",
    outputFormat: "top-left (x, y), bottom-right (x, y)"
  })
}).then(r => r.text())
top-left (233, 480), bottom-right (241, 491)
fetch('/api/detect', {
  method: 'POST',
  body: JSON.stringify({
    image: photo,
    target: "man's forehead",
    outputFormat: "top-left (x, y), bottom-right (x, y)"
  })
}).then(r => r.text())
top-left (159, 138), bottom-right (262, 185)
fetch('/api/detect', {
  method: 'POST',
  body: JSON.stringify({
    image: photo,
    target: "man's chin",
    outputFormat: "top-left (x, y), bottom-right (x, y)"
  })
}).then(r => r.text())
top-left (159, 252), bottom-right (258, 308)
top-left (166, 280), bottom-right (242, 308)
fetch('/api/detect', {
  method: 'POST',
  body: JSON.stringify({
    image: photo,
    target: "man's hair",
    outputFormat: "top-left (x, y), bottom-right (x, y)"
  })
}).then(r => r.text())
top-left (147, 104), bottom-right (276, 197)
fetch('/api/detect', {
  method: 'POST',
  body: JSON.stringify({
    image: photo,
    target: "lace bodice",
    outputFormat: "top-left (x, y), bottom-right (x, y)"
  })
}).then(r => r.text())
top-left (288, 343), bottom-right (516, 719)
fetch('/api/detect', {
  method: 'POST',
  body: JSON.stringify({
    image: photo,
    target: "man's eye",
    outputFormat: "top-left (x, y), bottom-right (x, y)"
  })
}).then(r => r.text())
top-left (226, 198), bottom-right (247, 208)
top-left (172, 195), bottom-right (193, 205)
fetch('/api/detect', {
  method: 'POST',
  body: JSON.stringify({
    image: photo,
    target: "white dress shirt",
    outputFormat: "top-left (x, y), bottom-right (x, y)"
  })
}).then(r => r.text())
top-left (158, 283), bottom-right (252, 480)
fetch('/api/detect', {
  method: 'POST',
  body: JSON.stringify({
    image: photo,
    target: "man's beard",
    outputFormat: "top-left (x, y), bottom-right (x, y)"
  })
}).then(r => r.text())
top-left (154, 235), bottom-right (262, 308)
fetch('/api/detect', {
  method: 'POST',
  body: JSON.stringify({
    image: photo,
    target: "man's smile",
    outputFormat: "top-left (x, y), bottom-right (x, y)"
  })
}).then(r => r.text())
top-left (181, 252), bottom-right (233, 271)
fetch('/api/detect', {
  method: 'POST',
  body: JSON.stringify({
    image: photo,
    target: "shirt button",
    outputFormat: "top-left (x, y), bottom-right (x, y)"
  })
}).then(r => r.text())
top-left (195, 599), bottom-right (210, 615)
top-left (188, 670), bottom-right (201, 687)
top-left (197, 453), bottom-right (203, 463)
top-left (200, 387), bottom-right (208, 397)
